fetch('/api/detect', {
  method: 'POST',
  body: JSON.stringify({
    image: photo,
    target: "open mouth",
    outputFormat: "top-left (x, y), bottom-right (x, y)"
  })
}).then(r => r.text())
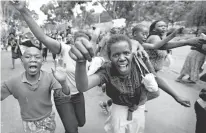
top-left (118, 64), bottom-right (128, 73)
top-left (29, 65), bottom-right (38, 72)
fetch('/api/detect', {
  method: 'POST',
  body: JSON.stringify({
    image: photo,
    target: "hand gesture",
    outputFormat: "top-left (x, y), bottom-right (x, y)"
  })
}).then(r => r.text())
top-left (175, 96), bottom-right (191, 107)
top-left (136, 49), bottom-right (149, 60)
top-left (173, 27), bottom-right (184, 35)
top-left (186, 37), bottom-right (206, 47)
top-left (69, 37), bottom-right (94, 62)
top-left (9, 0), bottom-right (27, 12)
top-left (51, 59), bottom-right (67, 84)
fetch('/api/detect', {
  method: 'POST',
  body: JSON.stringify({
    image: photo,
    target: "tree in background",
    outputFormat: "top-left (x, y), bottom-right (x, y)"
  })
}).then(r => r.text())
top-left (93, 1), bottom-right (195, 27)
top-left (1, 1), bottom-right (38, 37)
top-left (186, 1), bottom-right (206, 33)
top-left (93, 1), bottom-right (137, 26)
top-left (40, 1), bottom-right (97, 30)
top-left (40, 1), bottom-right (86, 24)
top-left (142, 1), bottom-right (194, 26)
top-left (79, 5), bottom-right (96, 27)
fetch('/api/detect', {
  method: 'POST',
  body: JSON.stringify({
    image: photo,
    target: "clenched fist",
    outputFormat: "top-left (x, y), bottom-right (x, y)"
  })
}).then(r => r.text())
top-left (69, 37), bottom-right (94, 62)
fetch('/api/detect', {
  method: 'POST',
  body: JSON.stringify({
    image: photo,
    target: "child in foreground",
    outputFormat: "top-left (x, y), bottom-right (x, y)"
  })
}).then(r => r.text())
top-left (1, 47), bottom-right (70, 133)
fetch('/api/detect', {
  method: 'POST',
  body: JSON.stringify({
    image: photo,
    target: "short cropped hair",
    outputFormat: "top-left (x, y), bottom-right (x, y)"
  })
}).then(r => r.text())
top-left (132, 24), bottom-right (147, 36)
top-left (107, 34), bottom-right (132, 57)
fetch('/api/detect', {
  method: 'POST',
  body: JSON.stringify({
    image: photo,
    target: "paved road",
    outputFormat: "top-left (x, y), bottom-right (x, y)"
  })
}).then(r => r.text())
top-left (1, 46), bottom-right (205, 133)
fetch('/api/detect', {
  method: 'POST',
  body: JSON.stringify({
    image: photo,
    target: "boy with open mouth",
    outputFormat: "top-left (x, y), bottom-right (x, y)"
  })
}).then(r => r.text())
top-left (1, 47), bottom-right (70, 133)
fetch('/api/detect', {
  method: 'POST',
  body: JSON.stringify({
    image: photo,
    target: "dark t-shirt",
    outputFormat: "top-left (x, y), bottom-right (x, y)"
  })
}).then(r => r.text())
top-left (8, 38), bottom-right (17, 50)
top-left (96, 59), bottom-right (149, 107)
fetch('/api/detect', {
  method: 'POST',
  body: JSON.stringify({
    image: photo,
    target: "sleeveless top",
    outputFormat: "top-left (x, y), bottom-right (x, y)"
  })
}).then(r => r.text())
top-left (146, 33), bottom-right (167, 71)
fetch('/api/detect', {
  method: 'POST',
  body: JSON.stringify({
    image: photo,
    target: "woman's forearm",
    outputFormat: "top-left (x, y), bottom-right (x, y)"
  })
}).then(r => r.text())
top-left (155, 76), bottom-right (179, 100)
top-left (144, 33), bottom-right (176, 49)
top-left (60, 81), bottom-right (70, 95)
top-left (75, 61), bottom-right (88, 92)
top-left (160, 40), bottom-right (187, 50)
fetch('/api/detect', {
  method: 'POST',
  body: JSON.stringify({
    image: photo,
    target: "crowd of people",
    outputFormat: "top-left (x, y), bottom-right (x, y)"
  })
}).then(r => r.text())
top-left (1, 1), bottom-right (206, 133)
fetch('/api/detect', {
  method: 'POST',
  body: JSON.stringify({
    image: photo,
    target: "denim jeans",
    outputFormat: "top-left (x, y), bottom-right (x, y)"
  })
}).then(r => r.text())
top-left (54, 93), bottom-right (85, 133)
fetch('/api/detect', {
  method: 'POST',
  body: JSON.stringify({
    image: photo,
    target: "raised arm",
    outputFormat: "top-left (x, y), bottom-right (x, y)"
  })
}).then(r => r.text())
top-left (147, 34), bottom-right (206, 50)
top-left (140, 57), bottom-right (191, 107)
top-left (75, 61), bottom-right (101, 92)
top-left (10, 1), bottom-right (60, 54)
top-left (143, 30), bottom-right (177, 49)
top-left (68, 36), bottom-right (103, 92)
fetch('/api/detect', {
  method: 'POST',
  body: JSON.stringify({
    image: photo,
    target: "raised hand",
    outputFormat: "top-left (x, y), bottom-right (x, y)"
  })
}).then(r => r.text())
top-left (172, 27), bottom-right (184, 36)
top-left (175, 96), bottom-right (191, 107)
top-left (9, 0), bottom-right (27, 11)
top-left (69, 37), bottom-right (94, 62)
top-left (136, 49), bottom-right (149, 60)
top-left (186, 37), bottom-right (206, 48)
top-left (51, 59), bottom-right (67, 84)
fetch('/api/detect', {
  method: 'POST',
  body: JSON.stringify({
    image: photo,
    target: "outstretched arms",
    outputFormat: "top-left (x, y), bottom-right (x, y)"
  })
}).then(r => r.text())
top-left (147, 35), bottom-right (206, 50)
top-left (10, 1), bottom-right (60, 54)
top-left (146, 28), bottom-right (206, 50)
top-left (142, 58), bottom-right (191, 107)
top-left (143, 28), bottom-right (179, 49)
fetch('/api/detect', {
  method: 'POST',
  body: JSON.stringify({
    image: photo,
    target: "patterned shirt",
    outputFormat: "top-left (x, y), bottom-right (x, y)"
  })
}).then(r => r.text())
top-left (96, 58), bottom-right (149, 107)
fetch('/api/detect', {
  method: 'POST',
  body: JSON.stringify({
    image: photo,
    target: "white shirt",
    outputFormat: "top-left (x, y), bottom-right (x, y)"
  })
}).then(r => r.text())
top-left (60, 43), bottom-right (79, 95)
top-left (60, 43), bottom-right (103, 95)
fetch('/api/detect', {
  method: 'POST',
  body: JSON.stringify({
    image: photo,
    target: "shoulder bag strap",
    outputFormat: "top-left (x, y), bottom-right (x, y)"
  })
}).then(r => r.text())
top-left (134, 55), bottom-right (150, 73)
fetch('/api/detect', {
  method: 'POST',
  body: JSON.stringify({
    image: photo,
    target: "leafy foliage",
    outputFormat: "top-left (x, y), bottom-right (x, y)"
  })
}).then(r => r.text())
top-left (40, 1), bottom-right (88, 24)
top-left (186, 1), bottom-right (206, 27)
top-left (94, 1), bottom-right (195, 26)
top-left (1, 1), bottom-right (38, 35)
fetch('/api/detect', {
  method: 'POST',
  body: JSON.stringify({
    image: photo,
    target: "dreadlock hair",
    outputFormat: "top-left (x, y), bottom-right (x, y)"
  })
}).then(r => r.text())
top-left (107, 34), bottom-right (132, 58)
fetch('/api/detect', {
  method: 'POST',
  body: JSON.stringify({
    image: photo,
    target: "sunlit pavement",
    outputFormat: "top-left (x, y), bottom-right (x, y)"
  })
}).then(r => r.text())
top-left (1, 47), bottom-right (205, 133)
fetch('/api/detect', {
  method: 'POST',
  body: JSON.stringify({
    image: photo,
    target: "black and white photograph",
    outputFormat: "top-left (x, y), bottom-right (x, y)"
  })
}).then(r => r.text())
top-left (1, 0), bottom-right (206, 133)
